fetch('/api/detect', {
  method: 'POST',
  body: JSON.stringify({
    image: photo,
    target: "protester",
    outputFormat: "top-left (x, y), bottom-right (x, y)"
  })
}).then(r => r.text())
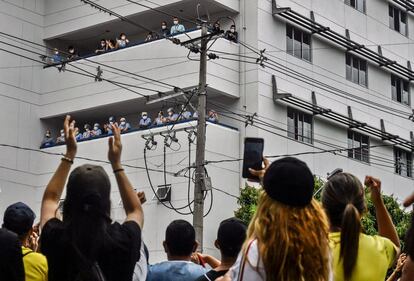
top-left (39, 115), bottom-right (144, 281)
top-left (41, 130), bottom-right (55, 147)
top-left (170, 17), bottom-right (185, 34)
top-left (166, 107), bottom-right (179, 123)
top-left (207, 110), bottom-right (219, 123)
top-left (228, 157), bottom-right (331, 281)
top-left (119, 117), bottom-right (131, 133)
top-left (0, 228), bottom-right (25, 281)
top-left (225, 25), bottom-right (238, 43)
top-left (139, 112), bottom-right (152, 129)
top-left (195, 218), bottom-right (246, 281)
top-left (387, 253), bottom-right (406, 281)
top-left (83, 124), bottom-right (92, 139)
top-left (154, 111), bottom-right (166, 126)
top-left (52, 48), bottom-right (62, 63)
top-left (147, 220), bottom-right (206, 281)
top-left (161, 21), bottom-right (170, 37)
top-left (67, 46), bottom-right (78, 60)
top-left (116, 33), bottom-right (129, 48)
top-left (322, 174), bottom-right (400, 281)
top-left (56, 129), bottom-right (65, 144)
top-left (3, 202), bottom-right (48, 281)
top-left (95, 39), bottom-right (107, 54)
top-left (91, 123), bottom-right (102, 137)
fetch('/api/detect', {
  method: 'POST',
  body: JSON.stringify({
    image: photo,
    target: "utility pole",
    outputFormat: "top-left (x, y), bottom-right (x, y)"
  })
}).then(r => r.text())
top-left (193, 21), bottom-right (208, 251)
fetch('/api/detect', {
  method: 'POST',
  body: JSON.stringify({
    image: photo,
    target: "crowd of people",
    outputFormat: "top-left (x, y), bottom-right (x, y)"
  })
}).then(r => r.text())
top-left (50, 18), bottom-right (238, 63)
top-left (41, 108), bottom-right (219, 148)
top-left (4, 115), bottom-right (414, 281)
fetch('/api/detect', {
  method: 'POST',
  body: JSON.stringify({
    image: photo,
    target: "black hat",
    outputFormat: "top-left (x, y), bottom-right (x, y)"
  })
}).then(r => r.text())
top-left (3, 202), bottom-right (36, 236)
top-left (263, 157), bottom-right (314, 207)
top-left (217, 218), bottom-right (247, 257)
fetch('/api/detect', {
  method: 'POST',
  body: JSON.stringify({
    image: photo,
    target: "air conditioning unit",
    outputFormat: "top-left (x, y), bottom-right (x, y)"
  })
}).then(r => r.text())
top-left (153, 184), bottom-right (171, 203)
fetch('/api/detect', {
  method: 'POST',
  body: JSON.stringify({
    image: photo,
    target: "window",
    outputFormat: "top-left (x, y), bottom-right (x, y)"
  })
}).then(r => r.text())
top-left (389, 5), bottom-right (408, 36)
top-left (346, 53), bottom-right (367, 86)
top-left (287, 107), bottom-right (313, 143)
top-left (286, 24), bottom-right (311, 62)
top-left (391, 75), bottom-right (410, 105)
top-left (394, 148), bottom-right (412, 177)
top-left (345, 0), bottom-right (366, 13)
top-left (347, 130), bottom-right (369, 163)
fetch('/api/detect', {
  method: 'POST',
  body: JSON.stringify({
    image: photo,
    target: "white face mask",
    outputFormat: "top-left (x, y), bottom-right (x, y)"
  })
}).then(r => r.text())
top-left (168, 112), bottom-right (173, 117)
top-left (143, 115), bottom-right (148, 120)
top-left (121, 121), bottom-right (126, 126)
top-left (94, 127), bottom-right (98, 130)
top-left (61, 133), bottom-right (65, 137)
top-left (109, 121), bottom-right (113, 125)
top-left (162, 25), bottom-right (167, 29)
top-left (54, 51), bottom-right (59, 55)
top-left (230, 28), bottom-right (235, 32)
top-left (174, 20), bottom-right (179, 25)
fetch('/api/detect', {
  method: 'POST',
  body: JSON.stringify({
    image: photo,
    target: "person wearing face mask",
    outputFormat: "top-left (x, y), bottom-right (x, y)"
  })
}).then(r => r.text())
top-left (119, 117), bottom-right (131, 133)
top-left (74, 127), bottom-right (83, 141)
top-left (139, 112), bottom-right (152, 129)
top-left (180, 105), bottom-right (192, 120)
top-left (207, 110), bottom-right (219, 123)
top-left (52, 48), bottom-right (62, 63)
top-left (170, 17), bottom-right (185, 35)
top-left (166, 108), bottom-right (179, 123)
top-left (67, 46), bottom-right (78, 61)
top-left (116, 33), bottom-right (130, 49)
top-left (154, 111), bottom-right (166, 126)
top-left (82, 124), bottom-right (92, 139)
top-left (225, 25), bottom-right (238, 43)
top-left (41, 130), bottom-right (55, 148)
top-left (91, 123), bottom-right (102, 137)
top-left (106, 116), bottom-right (117, 135)
top-left (56, 129), bottom-right (65, 144)
top-left (161, 21), bottom-right (170, 37)
top-left (95, 39), bottom-right (108, 54)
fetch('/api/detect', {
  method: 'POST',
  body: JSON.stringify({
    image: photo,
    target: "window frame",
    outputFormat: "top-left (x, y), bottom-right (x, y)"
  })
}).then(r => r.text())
top-left (389, 4), bottom-right (408, 36)
top-left (286, 24), bottom-right (312, 62)
top-left (391, 74), bottom-right (410, 106)
top-left (394, 147), bottom-right (413, 178)
top-left (345, 53), bottom-right (368, 87)
top-left (347, 130), bottom-right (370, 163)
top-left (345, 0), bottom-right (366, 13)
top-left (287, 107), bottom-right (313, 144)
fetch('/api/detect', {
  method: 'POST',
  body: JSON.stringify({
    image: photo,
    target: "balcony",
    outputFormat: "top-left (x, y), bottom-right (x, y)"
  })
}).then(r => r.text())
top-left (39, 30), bottom-right (240, 118)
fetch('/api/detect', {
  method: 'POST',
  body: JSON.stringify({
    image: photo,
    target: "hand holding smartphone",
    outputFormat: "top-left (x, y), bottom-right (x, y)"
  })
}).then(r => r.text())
top-left (242, 138), bottom-right (264, 182)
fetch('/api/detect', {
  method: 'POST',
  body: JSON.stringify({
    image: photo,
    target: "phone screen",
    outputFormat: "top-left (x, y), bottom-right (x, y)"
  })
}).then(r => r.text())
top-left (242, 138), bottom-right (264, 181)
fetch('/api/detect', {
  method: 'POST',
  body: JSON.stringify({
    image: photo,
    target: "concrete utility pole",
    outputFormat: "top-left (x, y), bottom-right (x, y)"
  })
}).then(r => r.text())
top-left (193, 22), bottom-right (208, 251)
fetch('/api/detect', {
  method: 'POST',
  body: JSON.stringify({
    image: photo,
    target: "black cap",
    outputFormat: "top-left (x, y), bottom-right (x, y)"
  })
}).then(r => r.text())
top-left (3, 202), bottom-right (36, 235)
top-left (217, 218), bottom-right (247, 257)
top-left (263, 157), bottom-right (314, 207)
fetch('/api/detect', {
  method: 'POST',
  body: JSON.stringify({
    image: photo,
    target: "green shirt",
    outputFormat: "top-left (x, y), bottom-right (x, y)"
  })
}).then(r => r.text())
top-left (329, 232), bottom-right (397, 281)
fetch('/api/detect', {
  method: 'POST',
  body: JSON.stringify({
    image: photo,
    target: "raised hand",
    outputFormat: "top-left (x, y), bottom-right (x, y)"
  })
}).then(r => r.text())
top-left (108, 123), bottom-right (122, 168)
top-left (364, 176), bottom-right (382, 205)
top-left (403, 192), bottom-right (414, 207)
top-left (137, 191), bottom-right (147, 205)
top-left (248, 157), bottom-right (270, 182)
top-left (64, 115), bottom-right (77, 159)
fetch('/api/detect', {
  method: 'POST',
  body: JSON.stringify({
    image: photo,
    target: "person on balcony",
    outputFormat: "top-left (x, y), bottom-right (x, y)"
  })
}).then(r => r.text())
top-left (180, 105), bottom-right (192, 120)
top-left (212, 21), bottom-right (223, 35)
top-left (74, 127), bottom-right (83, 141)
top-left (107, 39), bottom-right (116, 51)
top-left (82, 124), bottom-right (92, 139)
top-left (52, 48), bottom-right (62, 63)
top-left (170, 17), bottom-right (185, 35)
top-left (41, 130), bottom-right (55, 147)
top-left (116, 33), bottom-right (130, 48)
top-left (161, 21), bottom-right (170, 37)
top-left (95, 39), bottom-right (108, 54)
top-left (207, 110), bottom-right (219, 123)
top-left (145, 32), bottom-right (158, 42)
top-left (225, 25), bottom-right (238, 43)
top-left (154, 111), bottom-right (166, 126)
top-left (166, 108), bottom-right (179, 123)
top-left (56, 129), bottom-right (65, 144)
top-left (91, 123), bottom-right (102, 137)
top-left (139, 112), bottom-right (152, 129)
top-left (119, 117), bottom-right (131, 133)
top-left (67, 46), bottom-right (78, 60)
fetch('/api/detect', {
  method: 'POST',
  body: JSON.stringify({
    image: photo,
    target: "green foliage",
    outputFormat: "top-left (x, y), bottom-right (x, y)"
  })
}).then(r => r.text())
top-left (235, 177), bottom-right (412, 250)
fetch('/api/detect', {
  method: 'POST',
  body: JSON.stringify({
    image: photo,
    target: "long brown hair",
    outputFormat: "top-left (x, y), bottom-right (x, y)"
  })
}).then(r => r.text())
top-left (321, 173), bottom-right (366, 281)
top-left (245, 191), bottom-right (330, 281)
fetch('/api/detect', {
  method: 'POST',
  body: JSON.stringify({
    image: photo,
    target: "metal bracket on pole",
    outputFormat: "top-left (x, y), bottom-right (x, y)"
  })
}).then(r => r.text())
top-left (272, 0), bottom-right (291, 15)
top-left (272, 75), bottom-right (292, 103)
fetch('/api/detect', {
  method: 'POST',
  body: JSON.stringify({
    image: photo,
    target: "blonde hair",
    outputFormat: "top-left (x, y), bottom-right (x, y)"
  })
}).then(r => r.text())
top-left (244, 191), bottom-right (330, 281)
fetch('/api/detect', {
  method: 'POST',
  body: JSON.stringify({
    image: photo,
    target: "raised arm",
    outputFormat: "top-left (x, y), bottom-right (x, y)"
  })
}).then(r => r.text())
top-left (365, 176), bottom-right (400, 249)
top-left (40, 115), bottom-right (77, 229)
top-left (108, 124), bottom-right (144, 228)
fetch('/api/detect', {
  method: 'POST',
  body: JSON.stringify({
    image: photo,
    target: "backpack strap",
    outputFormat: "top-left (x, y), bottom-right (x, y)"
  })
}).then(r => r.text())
top-left (23, 250), bottom-right (34, 257)
top-left (237, 239), bottom-right (256, 281)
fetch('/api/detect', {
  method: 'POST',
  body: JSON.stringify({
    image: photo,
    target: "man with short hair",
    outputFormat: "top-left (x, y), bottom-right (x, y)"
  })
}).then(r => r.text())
top-left (147, 220), bottom-right (206, 281)
top-left (170, 17), bottom-right (185, 35)
top-left (195, 218), bottom-right (246, 281)
top-left (3, 202), bottom-right (48, 281)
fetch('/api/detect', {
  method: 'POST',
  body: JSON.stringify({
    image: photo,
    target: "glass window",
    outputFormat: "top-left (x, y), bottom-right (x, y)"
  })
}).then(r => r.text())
top-left (391, 75), bottom-right (410, 105)
top-left (286, 24), bottom-right (312, 62)
top-left (287, 108), bottom-right (313, 144)
top-left (346, 54), bottom-right (352, 81)
top-left (346, 53), bottom-right (367, 86)
top-left (359, 60), bottom-right (367, 86)
top-left (346, 0), bottom-right (365, 12)
top-left (395, 148), bottom-right (412, 178)
top-left (389, 5), bottom-right (408, 36)
top-left (348, 130), bottom-right (370, 163)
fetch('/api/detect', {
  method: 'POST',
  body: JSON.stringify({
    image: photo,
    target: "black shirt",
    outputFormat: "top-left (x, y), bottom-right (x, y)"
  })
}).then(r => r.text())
top-left (195, 269), bottom-right (228, 281)
top-left (40, 218), bottom-right (142, 281)
top-left (0, 228), bottom-right (25, 281)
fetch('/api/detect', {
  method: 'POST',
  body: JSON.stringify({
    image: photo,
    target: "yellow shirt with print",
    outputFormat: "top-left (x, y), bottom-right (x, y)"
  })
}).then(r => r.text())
top-left (22, 246), bottom-right (48, 281)
top-left (329, 232), bottom-right (397, 281)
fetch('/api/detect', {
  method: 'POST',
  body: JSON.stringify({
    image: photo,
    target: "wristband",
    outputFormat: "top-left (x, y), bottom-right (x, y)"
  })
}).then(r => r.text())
top-left (113, 168), bottom-right (125, 174)
top-left (61, 156), bottom-right (74, 164)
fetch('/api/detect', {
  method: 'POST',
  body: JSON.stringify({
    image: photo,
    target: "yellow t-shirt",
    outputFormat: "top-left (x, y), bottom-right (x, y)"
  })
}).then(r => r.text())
top-left (22, 246), bottom-right (48, 281)
top-left (329, 232), bottom-right (397, 281)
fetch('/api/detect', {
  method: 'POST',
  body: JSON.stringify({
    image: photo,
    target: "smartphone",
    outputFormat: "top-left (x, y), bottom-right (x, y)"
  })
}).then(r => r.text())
top-left (242, 138), bottom-right (264, 181)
